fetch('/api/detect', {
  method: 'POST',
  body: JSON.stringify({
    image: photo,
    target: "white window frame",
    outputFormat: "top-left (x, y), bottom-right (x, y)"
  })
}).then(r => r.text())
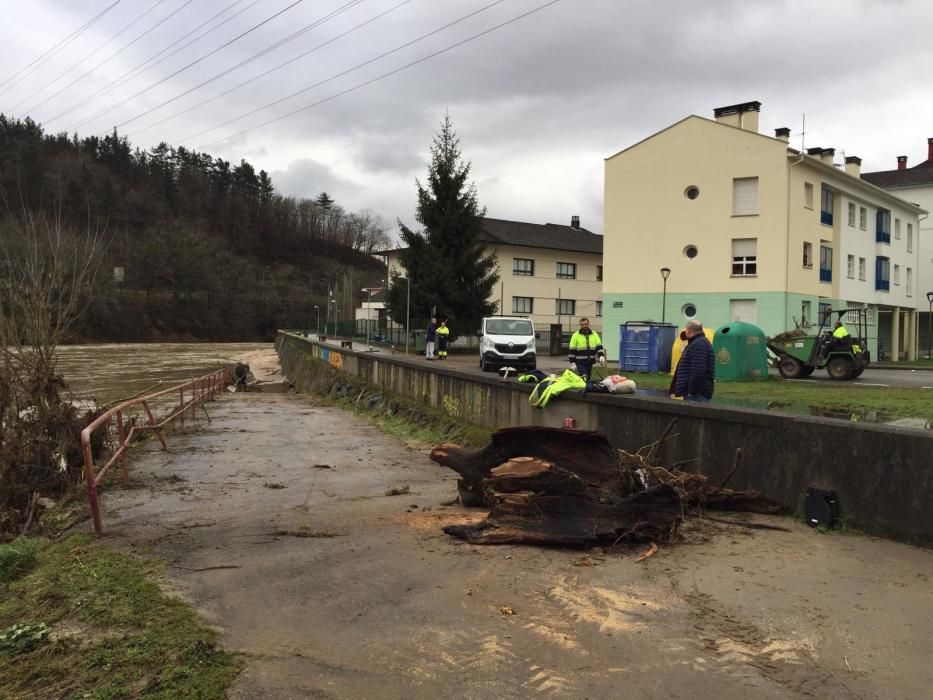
top-left (803, 241), bottom-right (813, 268)
top-left (893, 264), bottom-right (901, 285)
top-left (907, 267), bottom-right (913, 296)
top-left (847, 254), bottom-right (855, 278)
top-left (858, 257), bottom-right (866, 280)
top-left (907, 223), bottom-right (913, 253)
top-left (804, 182), bottom-right (814, 209)
top-left (859, 206), bottom-right (867, 230)
top-left (846, 302), bottom-right (874, 326)
top-left (847, 202), bottom-right (856, 227)
top-left (731, 238), bottom-right (758, 276)
top-left (895, 218), bottom-right (901, 239)
top-left (733, 177), bottom-right (759, 216)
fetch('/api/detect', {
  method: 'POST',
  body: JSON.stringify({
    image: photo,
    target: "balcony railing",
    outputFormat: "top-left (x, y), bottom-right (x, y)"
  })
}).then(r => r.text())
top-left (875, 279), bottom-right (890, 291)
top-left (819, 267), bottom-right (832, 283)
top-left (820, 210), bottom-right (833, 226)
top-left (876, 230), bottom-right (890, 244)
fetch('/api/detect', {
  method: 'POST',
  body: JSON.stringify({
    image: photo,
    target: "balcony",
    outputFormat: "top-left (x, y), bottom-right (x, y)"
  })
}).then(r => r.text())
top-left (819, 267), bottom-right (832, 283)
top-left (875, 279), bottom-right (890, 291)
top-left (876, 230), bottom-right (890, 244)
top-left (820, 210), bottom-right (833, 226)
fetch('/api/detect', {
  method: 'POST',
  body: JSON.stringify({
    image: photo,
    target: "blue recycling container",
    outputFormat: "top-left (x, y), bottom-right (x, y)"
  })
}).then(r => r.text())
top-left (618, 322), bottom-right (677, 373)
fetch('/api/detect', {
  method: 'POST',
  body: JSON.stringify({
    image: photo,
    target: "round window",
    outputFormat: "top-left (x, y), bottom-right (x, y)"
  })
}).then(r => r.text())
top-left (682, 303), bottom-right (697, 319)
top-left (684, 186), bottom-right (700, 200)
top-left (684, 245), bottom-right (698, 259)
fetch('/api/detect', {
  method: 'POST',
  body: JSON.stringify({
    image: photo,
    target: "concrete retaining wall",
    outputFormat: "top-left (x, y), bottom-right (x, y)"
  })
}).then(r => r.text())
top-left (277, 331), bottom-right (933, 546)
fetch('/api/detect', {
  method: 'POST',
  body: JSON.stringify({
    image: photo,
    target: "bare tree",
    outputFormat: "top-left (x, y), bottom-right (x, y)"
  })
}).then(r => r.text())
top-left (0, 209), bottom-right (107, 532)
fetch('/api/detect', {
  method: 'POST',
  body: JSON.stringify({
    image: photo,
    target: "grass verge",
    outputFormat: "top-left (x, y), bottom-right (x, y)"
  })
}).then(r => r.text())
top-left (0, 535), bottom-right (240, 699)
top-left (591, 367), bottom-right (933, 422)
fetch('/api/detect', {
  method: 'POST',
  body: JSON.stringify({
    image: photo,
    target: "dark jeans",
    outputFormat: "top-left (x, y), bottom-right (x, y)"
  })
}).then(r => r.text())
top-left (575, 361), bottom-right (593, 381)
top-left (685, 394), bottom-right (711, 402)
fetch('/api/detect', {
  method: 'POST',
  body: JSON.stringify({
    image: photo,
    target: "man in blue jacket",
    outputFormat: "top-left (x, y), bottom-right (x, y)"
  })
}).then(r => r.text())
top-left (672, 320), bottom-right (715, 401)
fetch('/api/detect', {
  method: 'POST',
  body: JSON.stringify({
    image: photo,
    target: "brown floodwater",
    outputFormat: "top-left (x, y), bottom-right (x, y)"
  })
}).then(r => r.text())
top-left (56, 342), bottom-right (272, 405)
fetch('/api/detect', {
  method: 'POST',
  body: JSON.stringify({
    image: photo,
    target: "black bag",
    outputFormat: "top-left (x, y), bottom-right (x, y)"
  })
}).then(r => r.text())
top-left (804, 487), bottom-right (838, 528)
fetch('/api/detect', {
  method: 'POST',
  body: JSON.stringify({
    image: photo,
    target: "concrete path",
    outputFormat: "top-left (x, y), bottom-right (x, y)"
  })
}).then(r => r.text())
top-left (88, 386), bottom-right (933, 699)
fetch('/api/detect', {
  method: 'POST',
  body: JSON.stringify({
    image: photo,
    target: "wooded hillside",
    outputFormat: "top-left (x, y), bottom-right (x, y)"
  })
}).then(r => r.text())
top-left (0, 115), bottom-right (388, 341)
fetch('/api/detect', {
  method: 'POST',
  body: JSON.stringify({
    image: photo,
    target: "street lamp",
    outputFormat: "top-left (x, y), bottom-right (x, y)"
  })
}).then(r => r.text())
top-left (660, 267), bottom-right (671, 323)
top-left (330, 298), bottom-right (337, 337)
top-left (362, 287), bottom-right (373, 351)
top-left (398, 276), bottom-right (411, 355)
top-left (926, 290), bottom-right (933, 359)
top-left (313, 305), bottom-right (320, 338)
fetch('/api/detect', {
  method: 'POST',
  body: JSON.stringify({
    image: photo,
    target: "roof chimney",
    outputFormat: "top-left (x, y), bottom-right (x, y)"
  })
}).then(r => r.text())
top-left (897, 155), bottom-right (908, 170)
top-left (774, 127), bottom-right (790, 143)
top-left (806, 147), bottom-right (822, 157)
top-left (820, 148), bottom-right (835, 165)
top-left (713, 101), bottom-right (761, 132)
top-left (570, 215), bottom-right (580, 230)
top-left (845, 156), bottom-right (862, 177)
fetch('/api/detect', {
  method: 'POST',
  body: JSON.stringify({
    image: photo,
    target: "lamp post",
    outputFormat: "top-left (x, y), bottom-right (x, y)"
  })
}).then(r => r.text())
top-left (330, 298), bottom-right (337, 337)
top-left (927, 290), bottom-right (933, 359)
top-left (660, 267), bottom-right (671, 323)
top-left (362, 288), bottom-right (373, 351)
top-left (313, 305), bottom-right (320, 337)
top-left (398, 276), bottom-right (411, 355)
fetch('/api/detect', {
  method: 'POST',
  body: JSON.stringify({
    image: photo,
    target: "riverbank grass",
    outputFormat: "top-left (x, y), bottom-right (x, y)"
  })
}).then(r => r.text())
top-left (0, 535), bottom-right (240, 698)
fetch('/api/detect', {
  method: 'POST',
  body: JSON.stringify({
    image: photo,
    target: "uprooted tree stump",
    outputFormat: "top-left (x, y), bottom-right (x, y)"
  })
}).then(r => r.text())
top-left (430, 425), bottom-right (783, 548)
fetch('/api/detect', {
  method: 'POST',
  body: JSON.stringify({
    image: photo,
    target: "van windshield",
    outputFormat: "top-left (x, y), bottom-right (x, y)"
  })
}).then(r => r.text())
top-left (485, 319), bottom-right (533, 336)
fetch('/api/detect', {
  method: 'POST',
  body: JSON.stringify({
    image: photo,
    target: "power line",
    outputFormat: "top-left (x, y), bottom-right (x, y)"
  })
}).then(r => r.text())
top-left (0, 0), bottom-right (124, 99)
top-left (129, 0), bottom-right (413, 138)
top-left (116, 0), bottom-right (366, 131)
top-left (182, 0), bottom-right (510, 145)
top-left (46, 0), bottom-right (259, 128)
top-left (72, 0), bottom-right (305, 132)
top-left (195, 0), bottom-right (563, 150)
top-left (14, 0), bottom-right (179, 115)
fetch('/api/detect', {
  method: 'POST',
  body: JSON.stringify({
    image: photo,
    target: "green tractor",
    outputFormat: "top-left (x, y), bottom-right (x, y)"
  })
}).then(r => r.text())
top-left (767, 308), bottom-right (871, 380)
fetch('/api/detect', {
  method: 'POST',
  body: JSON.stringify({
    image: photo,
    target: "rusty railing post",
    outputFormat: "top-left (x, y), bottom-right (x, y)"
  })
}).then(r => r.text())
top-left (142, 401), bottom-right (168, 450)
top-left (116, 411), bottom-right (128, 483)
top-left (81, 430), bottom-right (103, 533)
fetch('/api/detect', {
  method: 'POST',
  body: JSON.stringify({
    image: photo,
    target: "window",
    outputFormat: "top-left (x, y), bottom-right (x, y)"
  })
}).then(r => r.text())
top-left (732, 177), bottom-right (759, 215)
top-left (820, 187), bottom-right (834, 225)
top-left (876, 209), bottom-right (891, 243)
top-left (875, 256), bottom-right (890, 291)
top-left (819, 245), bottom-right (832, 282)
top-left (907, 223), bottom-right (913, 252)
top-left (819, 302), bottom-right (832, 325)
top-left (684, 186), bottom-right (700, 200)
top-left (801, 300), bottom-right (812, 327)
top-left (846, 302), bottom-right (874, 326)
top-left (804, 182), bottom-right (814, 209)
top-left (729, 299), bottom-right (757, 323)
top-left (858, 257), bottom-right (866, 280)
top-left (847, 202), bottom-right (856, 227)
top-left (895, 218), bottom-right (901, 239)
top-left (859, 206), bottom-right (867, 230)
top-left (684, 245), bottom-right (698, 259)
top-left (512, 296), bottom-right (533, 314)
top-left (513, 258), bottom-right (534, 276)
top-left (893, 264), bottom-right (901, 285)
top-left (555, 298), bottom-right (575, 316)
top-left (731, 238), bottom-right (757, 276)
top-left (847, 254), bottom-right (855, 278)
top-left (596, 301), bottom-right (603, 316)
top-left (556, 262), bottom-right (576, 279)
top-left (802, 242), bottom-right (813, 268)
top-left (596, 265), bottom-right (603, 282)
top-left (682, 303), bottom-right (697, 319)
top-left (907, 267), bottom-right (912, 296)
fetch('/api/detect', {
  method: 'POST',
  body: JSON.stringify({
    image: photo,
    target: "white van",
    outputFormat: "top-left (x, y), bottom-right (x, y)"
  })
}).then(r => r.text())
top-left (480, 316), bottom-right (537, 371)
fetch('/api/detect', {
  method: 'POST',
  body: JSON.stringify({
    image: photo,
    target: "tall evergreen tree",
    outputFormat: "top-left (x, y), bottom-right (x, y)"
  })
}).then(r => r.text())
top-left (387, 116), bottom-right (498, 336)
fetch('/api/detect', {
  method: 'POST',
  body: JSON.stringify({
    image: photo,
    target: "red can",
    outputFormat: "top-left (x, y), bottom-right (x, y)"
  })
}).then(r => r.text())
top-left (563, 416), bottom-right (576, 429)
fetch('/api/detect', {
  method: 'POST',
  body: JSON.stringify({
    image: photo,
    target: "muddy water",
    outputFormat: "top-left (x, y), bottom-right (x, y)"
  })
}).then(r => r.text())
top-left (56, 343), bottom-right (272, 404)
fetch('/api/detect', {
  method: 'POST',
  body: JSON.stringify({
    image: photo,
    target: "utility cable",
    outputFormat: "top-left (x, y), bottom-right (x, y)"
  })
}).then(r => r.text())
top-left (183, 0), bottom-right (510, 145)
top-left (130, 0), bottom-right (412, 138)
top-left (116, 0), bottom-right (366, 131)
top-left (71, 0), bottom-right (305, 131)
top-left (195, 0), bottom-right (563, 150)
top-left (14, 0), bottom-right (182, 115)
top-left (47, 0), bottom-right (258, 128)
top-left (0, 0), bottom-right (124, 99)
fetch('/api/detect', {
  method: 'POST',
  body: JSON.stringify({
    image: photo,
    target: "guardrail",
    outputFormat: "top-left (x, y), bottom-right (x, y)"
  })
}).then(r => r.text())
top-left (80, 368), bottom-right (231, 533)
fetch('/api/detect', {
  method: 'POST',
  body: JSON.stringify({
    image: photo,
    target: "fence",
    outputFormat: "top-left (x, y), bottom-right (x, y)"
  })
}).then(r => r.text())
top-left (79, 368), bottom-right (231, 533)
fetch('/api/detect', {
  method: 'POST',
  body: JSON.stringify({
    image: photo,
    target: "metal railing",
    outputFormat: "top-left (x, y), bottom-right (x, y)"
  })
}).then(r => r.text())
top-left (80, 368), bottom-right (231, 533)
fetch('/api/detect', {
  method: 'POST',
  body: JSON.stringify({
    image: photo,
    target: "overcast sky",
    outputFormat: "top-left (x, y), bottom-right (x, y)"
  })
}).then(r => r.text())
top-left (2, 0), bottom-right (932, 237)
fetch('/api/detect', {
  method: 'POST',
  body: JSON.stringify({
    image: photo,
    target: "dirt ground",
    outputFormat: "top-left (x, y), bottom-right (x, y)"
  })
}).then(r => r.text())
top-left (83, 352), bottom-right (933, 699)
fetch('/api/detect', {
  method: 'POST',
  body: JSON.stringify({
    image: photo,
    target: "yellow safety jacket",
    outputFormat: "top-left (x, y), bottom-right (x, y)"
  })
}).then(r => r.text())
top-left (568, 329), bottom-right (604, 364)
top-left (833, 325), bottom-right (850, 339)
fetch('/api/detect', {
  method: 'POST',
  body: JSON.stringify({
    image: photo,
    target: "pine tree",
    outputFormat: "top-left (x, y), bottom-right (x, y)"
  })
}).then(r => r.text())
top-left (387, 116), bottom-right (498, 337)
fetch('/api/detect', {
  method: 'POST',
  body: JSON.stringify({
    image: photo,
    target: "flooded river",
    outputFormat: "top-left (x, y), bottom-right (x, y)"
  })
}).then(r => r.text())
top-left (57, 342), bottom-right (272, 405)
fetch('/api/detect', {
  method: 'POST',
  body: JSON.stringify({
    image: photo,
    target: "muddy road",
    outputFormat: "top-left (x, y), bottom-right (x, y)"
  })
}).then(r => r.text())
top-left (86, 366), bottom-right (933, 698)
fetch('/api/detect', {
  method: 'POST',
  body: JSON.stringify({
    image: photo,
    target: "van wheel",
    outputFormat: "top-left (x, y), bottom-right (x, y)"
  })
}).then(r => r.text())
top-left (480, 357), bottom-right (489, 372)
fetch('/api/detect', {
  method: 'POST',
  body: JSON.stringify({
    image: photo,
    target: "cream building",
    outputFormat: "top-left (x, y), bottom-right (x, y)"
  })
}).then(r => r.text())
top-left (603, 101), bottom-right (926, 362)
top-left (384, 216), bottom-right (603, 334)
